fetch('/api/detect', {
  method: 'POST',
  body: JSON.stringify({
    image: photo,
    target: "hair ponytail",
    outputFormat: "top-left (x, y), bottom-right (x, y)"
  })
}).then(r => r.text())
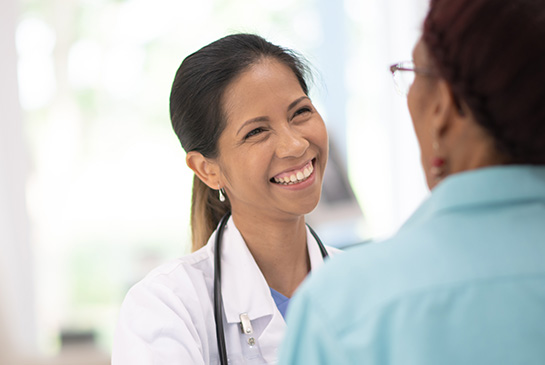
top-left (190, 175), bottom-right (230, 251)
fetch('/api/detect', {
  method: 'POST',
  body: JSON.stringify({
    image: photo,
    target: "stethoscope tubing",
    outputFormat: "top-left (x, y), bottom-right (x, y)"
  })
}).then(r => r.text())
top-left (214, 213), bottom-right (230, 365)
top-left (213, 212), bottom-right (328, 365)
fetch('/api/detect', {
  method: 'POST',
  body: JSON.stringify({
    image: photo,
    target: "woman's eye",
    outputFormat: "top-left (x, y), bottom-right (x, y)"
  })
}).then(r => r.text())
top-left (245, 127), bottom-right (264, 139)
top-left (293, 107), bottom-right (312, 118)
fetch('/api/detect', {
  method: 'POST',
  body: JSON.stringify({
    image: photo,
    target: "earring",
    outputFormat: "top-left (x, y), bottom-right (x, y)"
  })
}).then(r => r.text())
top-left (430, 140), bottom-right (446, 181)
top-left (218, 186), bottom-right (226, 202)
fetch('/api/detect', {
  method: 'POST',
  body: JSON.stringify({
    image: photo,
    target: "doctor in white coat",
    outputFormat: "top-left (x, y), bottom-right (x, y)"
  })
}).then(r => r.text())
top-left (112, 33), bottom-right (339, 364)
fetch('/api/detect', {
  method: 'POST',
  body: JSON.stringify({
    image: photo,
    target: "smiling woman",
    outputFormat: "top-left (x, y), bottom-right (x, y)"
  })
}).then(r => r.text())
top-left (208, 58), bottom-right (328, 222)
top-left (112, 33), bottom-right (339, 365)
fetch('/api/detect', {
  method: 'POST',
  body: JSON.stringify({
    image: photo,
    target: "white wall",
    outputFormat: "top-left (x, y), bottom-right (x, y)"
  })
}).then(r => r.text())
top-left (0, 0), bottom-right (37, 354)
top-left (0, 0), bottom-right (431, 355)
top-left (348, 0), bottom-right (429, 239)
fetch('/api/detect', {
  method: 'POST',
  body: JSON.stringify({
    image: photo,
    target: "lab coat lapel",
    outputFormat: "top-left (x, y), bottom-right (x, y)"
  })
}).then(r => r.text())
top-left (220, 217), bottom-right (276, 324)
top-left (219, 218), bottom-right (329, 363)
top-left (220, 221), bottom-right (326, 322)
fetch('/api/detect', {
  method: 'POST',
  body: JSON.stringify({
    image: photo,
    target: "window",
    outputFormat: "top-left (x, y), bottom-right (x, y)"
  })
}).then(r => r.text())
top-left (11, 0), bottom-right (428, 355)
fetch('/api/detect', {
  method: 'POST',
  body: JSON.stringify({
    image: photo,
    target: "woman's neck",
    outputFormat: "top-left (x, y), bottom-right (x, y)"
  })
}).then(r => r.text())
top-left (231, 211), bottom-right (310, 298)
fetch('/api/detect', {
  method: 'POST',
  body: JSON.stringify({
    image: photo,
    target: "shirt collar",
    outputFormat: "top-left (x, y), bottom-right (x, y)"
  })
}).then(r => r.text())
top-left (401, 165), bottom-right (545, 232)
top-left (217, 216), bottom-right (325, 324)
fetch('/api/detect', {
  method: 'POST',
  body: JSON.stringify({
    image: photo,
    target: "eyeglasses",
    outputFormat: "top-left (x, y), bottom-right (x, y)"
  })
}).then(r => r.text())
top-left (389, 61), bottom-right (435, 95)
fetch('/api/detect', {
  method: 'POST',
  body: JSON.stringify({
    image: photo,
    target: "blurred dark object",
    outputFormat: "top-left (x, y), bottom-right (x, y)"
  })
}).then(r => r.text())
top-left (60, 330), bottom-right (96, 349)
top-left (307, 137), bottom-right (370, 248)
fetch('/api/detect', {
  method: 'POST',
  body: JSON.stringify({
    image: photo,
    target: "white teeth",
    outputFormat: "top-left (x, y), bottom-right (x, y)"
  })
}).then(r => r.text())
top-left (273, 161), bottom-right (315, 185)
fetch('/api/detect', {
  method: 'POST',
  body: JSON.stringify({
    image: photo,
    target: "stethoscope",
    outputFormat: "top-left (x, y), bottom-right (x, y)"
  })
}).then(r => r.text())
top-left (213, 212), bottom-right (329, 365)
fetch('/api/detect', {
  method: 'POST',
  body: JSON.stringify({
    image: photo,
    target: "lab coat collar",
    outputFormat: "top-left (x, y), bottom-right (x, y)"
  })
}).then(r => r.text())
top-left (218, 216), bottom-right (326, 324)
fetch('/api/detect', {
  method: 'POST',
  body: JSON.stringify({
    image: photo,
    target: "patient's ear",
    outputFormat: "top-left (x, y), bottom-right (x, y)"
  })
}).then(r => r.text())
top-left (186, 151), bottom-right (221, 189)
top-left (432, 79), bottom-right (455, 138)
top-left (432, 79), bottom-right (471, 139)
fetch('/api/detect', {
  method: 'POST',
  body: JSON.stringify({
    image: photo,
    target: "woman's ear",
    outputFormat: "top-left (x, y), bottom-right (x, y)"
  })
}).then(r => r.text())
top-left (186, 151), bottom-right (221, 189)
top-left (431, 79), bottom-right (469, 139)
top-left (431, 79), bottom-right (455, 137)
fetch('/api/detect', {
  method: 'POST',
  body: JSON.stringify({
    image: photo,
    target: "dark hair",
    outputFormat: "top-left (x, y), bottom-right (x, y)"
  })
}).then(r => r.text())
top-left (169, 33), bottom-right (311, 251)
top-left (423, 0), bottom-right (545, 164)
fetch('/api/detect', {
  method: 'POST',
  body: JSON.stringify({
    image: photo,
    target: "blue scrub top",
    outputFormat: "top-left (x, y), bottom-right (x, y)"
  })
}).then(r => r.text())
top-left (270, 287), bottom-right (290, 320)
top-left (280, 166), bottom-right (545, 365)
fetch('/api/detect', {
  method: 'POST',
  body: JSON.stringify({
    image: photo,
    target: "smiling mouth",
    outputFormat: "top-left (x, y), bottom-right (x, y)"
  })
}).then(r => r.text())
top-left (270, 159), bottom-right (315, 185)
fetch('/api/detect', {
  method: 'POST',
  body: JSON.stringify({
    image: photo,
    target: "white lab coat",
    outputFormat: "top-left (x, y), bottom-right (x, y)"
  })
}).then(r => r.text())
top-left (112, 216), bottom-right (339, 365)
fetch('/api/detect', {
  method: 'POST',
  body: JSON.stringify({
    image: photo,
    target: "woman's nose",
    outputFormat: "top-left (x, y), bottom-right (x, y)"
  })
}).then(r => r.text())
top-left (275, 128), bottom-right (309, 159)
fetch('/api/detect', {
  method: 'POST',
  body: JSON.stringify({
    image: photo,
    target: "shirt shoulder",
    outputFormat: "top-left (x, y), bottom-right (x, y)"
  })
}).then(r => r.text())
top-left (292, 202), bottom-right (545, 337)
top-left (125, 244), bottom-right (215, 308)
top-left (113, 246), bottom-right (216, 365)
top-left (153, 243), bottom-right (212, 275)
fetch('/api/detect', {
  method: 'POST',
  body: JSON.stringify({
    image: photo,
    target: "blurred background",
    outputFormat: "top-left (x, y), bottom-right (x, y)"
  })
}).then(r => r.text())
top-left (1, 0), bottom-right (428, 363)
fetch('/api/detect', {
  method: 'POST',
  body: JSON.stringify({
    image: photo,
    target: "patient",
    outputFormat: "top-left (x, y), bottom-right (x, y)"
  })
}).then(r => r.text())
top-left (280, 0), bottom-right (545, 363)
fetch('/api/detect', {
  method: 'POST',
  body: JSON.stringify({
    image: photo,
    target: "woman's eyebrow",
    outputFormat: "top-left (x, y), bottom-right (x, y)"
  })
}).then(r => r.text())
top-left (236, 116), bottom-right (269, 136)
top-left (288, 96), bottom-right (310, 111)
top-left (236, 96), bottom-right (310, 136)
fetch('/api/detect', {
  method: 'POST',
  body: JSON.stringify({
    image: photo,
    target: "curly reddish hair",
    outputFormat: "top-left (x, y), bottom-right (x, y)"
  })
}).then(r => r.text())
top-left (423, 0), bottom-right (545, 164)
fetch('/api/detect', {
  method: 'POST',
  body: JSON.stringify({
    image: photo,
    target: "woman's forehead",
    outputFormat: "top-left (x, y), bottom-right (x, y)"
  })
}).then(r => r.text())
top-left (223, 60), bottom-right (303, 112)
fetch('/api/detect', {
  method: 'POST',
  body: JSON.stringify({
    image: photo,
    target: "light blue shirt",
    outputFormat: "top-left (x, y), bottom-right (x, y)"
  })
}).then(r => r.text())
top-left (280, 166), bottom-right (545, 365)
